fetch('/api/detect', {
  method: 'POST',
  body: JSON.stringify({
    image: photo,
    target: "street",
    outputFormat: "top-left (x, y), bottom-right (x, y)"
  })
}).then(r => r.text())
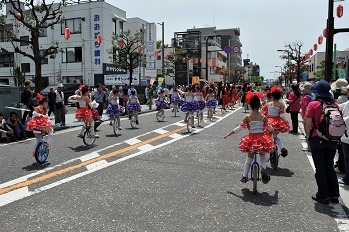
top-left (1, 106), bottom-right (348, 231)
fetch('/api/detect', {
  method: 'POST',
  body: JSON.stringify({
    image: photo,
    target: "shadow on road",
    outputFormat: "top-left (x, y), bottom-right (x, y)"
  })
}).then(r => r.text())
top-left (267, 167), bottom-right (295, 177)
top-left (105, 134), bottom-right (122, 138)
top-left (22, 162), bottom-right (51, 171)
top-left (66, 145), bottom-right (97, 152)
top-left (227, 188), bottom-right (279, 206)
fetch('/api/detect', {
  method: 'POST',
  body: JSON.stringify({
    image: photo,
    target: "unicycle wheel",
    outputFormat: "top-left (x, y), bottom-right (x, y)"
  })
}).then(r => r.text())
top-left (83, 130), bottom-right (96, 146)
top-left (35, 142), bottom-right (49, 164)
top-left (252, 165), bottom-right (258, 194)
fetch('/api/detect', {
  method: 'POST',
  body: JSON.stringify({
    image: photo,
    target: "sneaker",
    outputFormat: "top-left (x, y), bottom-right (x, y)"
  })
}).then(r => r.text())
top-left (136, 120), bottom-right (139, 125)
top-left (330, 198), bottom-right (339, 204)
top-left (192, 124), bottom-right (196, 128)
top-left (32, 151), bottom-right (35, 156)
top-left (44, 142), bottom-right (51, 149)
top-left (109, 121), bottom-right (113, 126)
top-left (261, 168), bottom-right (270, 184)
top-left (311, 194), bottom-right (329, 204)
top-left (184, 119), bottom-right (188, 123)
top-left (281, 148), bottom-right (288, 157)
top-left (172, 109), bottom-right (174, 112)
top-left (338, 178), bottom-right (349, 185)
top-left (92, 134), bottom-right (100, 138)
top-left (128, 115), bottom-right (131, 120)
top-left (77, 134), bottom-right (83, 138)
top-left (240, 176), bottom-right (249, 183)
top-left (118, 127), bottom-right (122, 130)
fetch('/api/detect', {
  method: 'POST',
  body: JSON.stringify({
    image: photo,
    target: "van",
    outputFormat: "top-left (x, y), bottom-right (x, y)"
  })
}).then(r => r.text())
top-left (41, 83), bottom-right (80, 104)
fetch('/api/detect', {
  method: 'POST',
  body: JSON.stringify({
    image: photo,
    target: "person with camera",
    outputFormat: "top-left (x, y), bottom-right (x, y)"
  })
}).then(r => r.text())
top-left (93, 83), bottom-right (105, 116)
top-left (54, 83), bottom-right (66, 126)
top-left (21, 81), bottom-right (34, 124)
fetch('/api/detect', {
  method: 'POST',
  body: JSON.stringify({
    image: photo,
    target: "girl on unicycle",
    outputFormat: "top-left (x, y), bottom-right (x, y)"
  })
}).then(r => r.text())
top-left (127, 90), bottom-right (141, 125)
top-left (72, 86), bottom-right (99, 138)
top-left (106, 89), bottom-right (123, 130)
top-left (224, 92), bottom-right (274, 184)
top-left (27, 94), bottom-right (53, 155)
top-left (155, 89), bottom-right (168, 117)
top-left (181, 84), bottom-right (197, 127)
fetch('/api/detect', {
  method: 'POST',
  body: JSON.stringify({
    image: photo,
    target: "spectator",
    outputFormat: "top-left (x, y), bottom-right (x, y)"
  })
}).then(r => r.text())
top-left (286, 84), bottom-right (301, 134)
top-left (118, 86), bottom-right (124, 113)
top-left (91, 101), bottom-right (102, 131)
top-left (47, 86), bottom-right (55, 117)
top-left (168, 86), bottom-right (173, 103)
top-left (54, 83), bottom-right (66, 126)
top-left (21, 81), bottom-right (34, 124)
top-left (93, 83), bottom-right (105, 116)
top-left (305, 80), bottom-right (339, 204)
top-left (7, 112), bottom-right (28, 140)
top-left (145, 85), bottom-right (149, 104)
top-left (127, 83), bottom-right (137, 98)
top-left (147, 84), bottom-right (154, 110)
top-left (122, 84), bottom-right (129, 108)
top-left (300, 82), bottom-right (313, 151)
top-left (338, 85), bottom-right (349, 185)
top-left (102, 84), bottom-right (110, 109)
top-left (75, 84), bottom-right (83, 109)
top-left (0, 113), bottom-right (17, 143)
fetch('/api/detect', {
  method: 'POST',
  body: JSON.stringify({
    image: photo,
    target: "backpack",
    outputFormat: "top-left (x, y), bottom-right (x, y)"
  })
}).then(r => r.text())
top-left (312, 99), bottom-right (347, 141)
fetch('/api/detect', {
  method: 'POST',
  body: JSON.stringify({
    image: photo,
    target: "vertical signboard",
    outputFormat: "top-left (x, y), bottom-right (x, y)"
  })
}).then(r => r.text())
top-left (93, 13), bottom-right (101, 65)
top-left (146, 23), bottom-right (156, 70)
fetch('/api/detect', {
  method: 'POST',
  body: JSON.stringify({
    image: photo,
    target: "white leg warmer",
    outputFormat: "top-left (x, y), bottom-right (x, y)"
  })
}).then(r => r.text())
top-left (244, 157), bottom-right (253, 177)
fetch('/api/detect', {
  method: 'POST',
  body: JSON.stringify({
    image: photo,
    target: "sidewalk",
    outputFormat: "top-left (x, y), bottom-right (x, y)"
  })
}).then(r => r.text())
top-left (52, 104), bottom-right (157, 129)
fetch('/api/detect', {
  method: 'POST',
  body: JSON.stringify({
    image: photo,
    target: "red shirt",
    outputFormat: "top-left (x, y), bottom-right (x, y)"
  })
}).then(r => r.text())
top-left (288, 92), bottom-right (301, 112)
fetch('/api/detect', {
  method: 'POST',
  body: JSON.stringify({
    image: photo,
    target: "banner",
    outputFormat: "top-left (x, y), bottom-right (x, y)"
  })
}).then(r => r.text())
top-left (150, 77), bottom-right (156, 85)
top-left (104, 75), bottom-right (139, 85)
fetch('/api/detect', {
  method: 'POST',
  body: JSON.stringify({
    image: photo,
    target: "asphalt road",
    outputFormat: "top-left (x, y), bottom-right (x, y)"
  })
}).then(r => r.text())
top-left (0, 106), bottom-right (348, 231)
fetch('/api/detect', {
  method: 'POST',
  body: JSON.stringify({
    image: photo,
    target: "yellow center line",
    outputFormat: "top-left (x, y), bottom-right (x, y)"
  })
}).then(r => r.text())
top-left (0, 125), bottom-right (187, 195)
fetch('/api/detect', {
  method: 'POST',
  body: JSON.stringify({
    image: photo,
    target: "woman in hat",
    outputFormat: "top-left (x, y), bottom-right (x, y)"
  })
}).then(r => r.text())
top-left (286, 84), bottom-right (302, 133)
top-left (300, 82), bottom-right (313, 151)
top-left (70, 86), bottom-right (99, 138)
top-left (305, 80), bottom-right (339, 204)
top-left (338, 85), bottom-right (349, 185)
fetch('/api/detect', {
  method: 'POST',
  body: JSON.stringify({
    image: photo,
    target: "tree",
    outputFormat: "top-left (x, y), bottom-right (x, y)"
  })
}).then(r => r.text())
top-left (156, 40), bottom-right (169, 49)
top-left (230, 66), bottom-right (246, 84)
top-left (279, 41), bottom-right (308, 83)
top-left (314, 60), bottom-right (325, 80)
top-left (0, 0), bottom-right (69, 92)
top-left (10, 66), bottom-right (26, 87)
top-left (108, 29), bottom-right (143, 86)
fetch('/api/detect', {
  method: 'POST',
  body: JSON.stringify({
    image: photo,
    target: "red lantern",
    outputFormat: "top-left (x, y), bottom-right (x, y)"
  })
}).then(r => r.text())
top-left (97, 34), bottom-right (102, 44)
top-left (190, 59), bottom-right (193, 64)
top-left (64, 28), bottom-right (70, 40)
top-left (306, 53), bottom-right (310, 60)
top-left (323, 28), bottom-right (327, 38)
top-left (166, 53), bottom-right (169, 60)
top-left (318, 35), bottom-right (323, 45)
top-left (119, 38), bottom-right (124, 48)
top-left (200, 58), bottom-right (202, 63)
top-left (195, 59), bottom-right (198, 64)
top-left (137, 45), bottom-right (142, 53)
top-left (313, 43), bottom-right (318, 51)
top-left (309, 49), bottom-right (313, 55)
top-left (15, 12), bottom-right (22, 21)
top-left (337, 5), bottom-right (344, 18)
top-left (154, 50), bottom-right (159, 58)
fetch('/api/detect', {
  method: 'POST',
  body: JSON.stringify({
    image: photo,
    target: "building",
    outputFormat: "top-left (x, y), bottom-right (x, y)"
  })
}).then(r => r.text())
top-left (308, 49), bottom-right (349, 80)
top-left (0, 1), bottom-right (156, 88)
top-left (243, 59), bottom-right (260, 80)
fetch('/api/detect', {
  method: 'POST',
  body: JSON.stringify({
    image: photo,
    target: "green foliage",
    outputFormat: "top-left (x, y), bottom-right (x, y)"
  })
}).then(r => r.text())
top-left (229, 66), bottom-right (246, 84)
top-left (164, 49), bottom-right (187, 80)
top-left (10, 66), bottom-right (26, 87)
top-left (108, 29), bottom-right (143, 86)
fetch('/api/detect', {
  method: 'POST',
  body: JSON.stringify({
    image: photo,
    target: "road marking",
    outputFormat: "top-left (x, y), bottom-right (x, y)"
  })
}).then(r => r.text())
top-left (153, 129), bottom-right (169, 134)
top-left (0, 107), bottom-right (240, 206)
top-left (125, 138), bottom-right (142, 145)
top-left (169, 133), bottom-right (183, 139)
top-left (80, 152), bottom-right (100, 162)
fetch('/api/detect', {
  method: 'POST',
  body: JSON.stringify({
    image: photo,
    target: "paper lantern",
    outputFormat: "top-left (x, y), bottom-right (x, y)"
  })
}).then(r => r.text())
top-left (309, 49), bottom-right (313, 55)
top-left (323, 28), bottom-right (327, 38)
top-left (119, 38), bottom-right (124, 48)
top-left (318, 35), bottom-right (323, 45)
top-left (195, 59), bottom-right (198, 64)
top-left (154, 50), bottom-right (159, 58)
top-left (64, 28), bottom-right (70, 40)
top-left (15, 12), bottom-right (22, 21)
top-left (313, 43), bottom-right (318, 51)
top-left (337, 5), bottom-right (344, 18)
top-left (97, 34), bottom-right (102, 44)
top-left (190, 59), bottom-right (193, 64)
top-left (166, 53), bottom-right (169, 60)
top-left (137, 45), bottom-right (142, 53)
top-left (200, 58), bottom-right (202, 63)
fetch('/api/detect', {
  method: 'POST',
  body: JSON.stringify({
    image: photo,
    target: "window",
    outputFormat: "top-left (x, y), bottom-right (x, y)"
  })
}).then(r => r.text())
top-left (20, 36), bottom-right (29, 46)
top-left (39, 23), bottom-right (47, 37)
top-left (21, 63), bottom-right (30, 73)
top-left (0, 53), bottom-right (14, 67)
top-left (61, 18), bottom-right (81, 34)
top-left (40, 50), bottom-right (48, 64)
top-left (119, 21), bottom-right (123, 33)
top-left (0, 30), bottom-right (10, 42)
top-left (62, 47), bottom-right (82, 63)
top-left (112, 19), bottom-right (116, 35)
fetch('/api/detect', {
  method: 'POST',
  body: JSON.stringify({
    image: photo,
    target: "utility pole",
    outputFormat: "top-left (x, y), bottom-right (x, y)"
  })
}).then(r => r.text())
top-left (325, 0), bottom-right (349, 82)
top-left (161, 22), bottom-right (165, 87)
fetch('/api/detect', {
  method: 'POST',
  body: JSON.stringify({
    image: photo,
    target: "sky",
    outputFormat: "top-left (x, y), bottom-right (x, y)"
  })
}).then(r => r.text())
top-left (110, 0), bottom-right (349, 81)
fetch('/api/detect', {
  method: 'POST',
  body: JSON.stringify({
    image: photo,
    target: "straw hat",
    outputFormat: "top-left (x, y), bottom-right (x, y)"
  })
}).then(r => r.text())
top-left (300, 82), bottom-right (312, 94)
top-left (57, 83), bottom-right (64, 88)
top-left (331, 79), bottom-right (348, 93)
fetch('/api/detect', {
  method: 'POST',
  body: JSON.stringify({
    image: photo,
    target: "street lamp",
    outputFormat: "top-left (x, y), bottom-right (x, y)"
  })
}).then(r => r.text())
top-left (205, 34), bottom-right (221, 82)
top-left (275, 65), bottom-right (285, 86)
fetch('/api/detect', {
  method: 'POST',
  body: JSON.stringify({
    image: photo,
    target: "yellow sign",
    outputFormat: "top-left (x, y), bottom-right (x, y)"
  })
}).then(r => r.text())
top-left (158, 77), bottom-right (164, 83)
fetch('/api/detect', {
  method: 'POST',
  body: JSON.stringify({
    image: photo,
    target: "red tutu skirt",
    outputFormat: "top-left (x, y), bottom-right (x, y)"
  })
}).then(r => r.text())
top-left (239, 133), bottom-right (274, 153)
top-left (27, 117), bottom-right (52, 131)
top-left (222, 95), bottom-right (230, 105)
top-left (75, 107), bottom-right (92, 119)
top-left (231, 94), bottom-right (238, 102)
top-left (265, 117), bottom-right (290, 133)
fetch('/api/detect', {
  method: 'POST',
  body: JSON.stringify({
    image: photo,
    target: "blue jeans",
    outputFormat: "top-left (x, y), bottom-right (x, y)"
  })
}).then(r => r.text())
top-left (14, 123), bottom-right (26, 134)
top-left (341, 142), bottom-right (349, 183)
top-left (309, 136), bottom-right (339, 199)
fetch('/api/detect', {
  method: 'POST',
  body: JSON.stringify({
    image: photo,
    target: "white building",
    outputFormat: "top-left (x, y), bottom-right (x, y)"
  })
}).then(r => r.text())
top-left (0, 1), bottom-right (156, 87)
top-left (308, 49), bottom-right (349, 80)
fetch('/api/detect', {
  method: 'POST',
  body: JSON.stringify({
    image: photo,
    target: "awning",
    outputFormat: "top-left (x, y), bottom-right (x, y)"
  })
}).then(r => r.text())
top-left (113, 14), bottom-right (127, 22)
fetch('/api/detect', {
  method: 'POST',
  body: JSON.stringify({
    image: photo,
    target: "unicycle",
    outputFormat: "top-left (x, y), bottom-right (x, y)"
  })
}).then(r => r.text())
top-left (187, 114), bottom-right (193, 133)
top-left (33, 131), bottom-right (49, 164)
top-left (113, 115), bottom-right (119, 135)
top-left (156, 108), bottom-right (165, 122)
top-left (172, 103), bottom-right (178, 117)
top-left (130, 111), bottom-right (137, 128)
top-left (207, 107), bottom-right (213, 122)
top-left (82, 122), bottom-right (96, 146)
top-left (250, 152), bottom-right (260, 194)
top-left (269, 137), bottom-right (280, 169)
top-left (196, 110), bottom-right (203, 127)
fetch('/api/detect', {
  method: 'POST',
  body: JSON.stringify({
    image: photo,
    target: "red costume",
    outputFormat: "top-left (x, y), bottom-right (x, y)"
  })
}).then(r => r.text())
top-left (27, 107), bottom-right (52, 130)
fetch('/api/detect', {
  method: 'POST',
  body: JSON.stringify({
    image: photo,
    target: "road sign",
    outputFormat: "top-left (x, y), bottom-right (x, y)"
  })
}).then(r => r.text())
top-left (224, 46), bottom-right (231, 54)
top-left (232, 46), bottom-right (240, 54)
